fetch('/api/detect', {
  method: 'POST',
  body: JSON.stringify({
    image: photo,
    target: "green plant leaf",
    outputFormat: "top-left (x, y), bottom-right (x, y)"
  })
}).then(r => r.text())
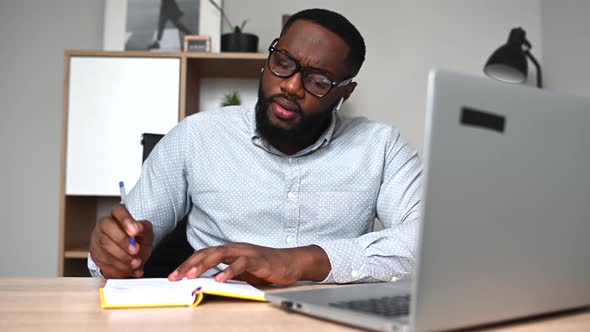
top-left (240, 19), bottom-right (249, 32)
top-left (221, 91), bottom-right (241, 107)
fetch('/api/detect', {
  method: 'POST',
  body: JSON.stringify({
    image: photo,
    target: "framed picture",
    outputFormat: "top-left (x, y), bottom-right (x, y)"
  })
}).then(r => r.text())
top-left (103, 0), bottom-right (222, 52)
top-left (282, 15), bottom-right (291, 28)
top-left (184, 35), bottom-right (212, 52)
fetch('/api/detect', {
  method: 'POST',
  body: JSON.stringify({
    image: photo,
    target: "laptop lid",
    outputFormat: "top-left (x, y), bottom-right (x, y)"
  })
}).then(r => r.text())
top-left (411, 69), bottom-right (590, 331)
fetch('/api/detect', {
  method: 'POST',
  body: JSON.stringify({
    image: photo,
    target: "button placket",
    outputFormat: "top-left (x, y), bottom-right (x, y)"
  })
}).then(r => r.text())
top-left (283, 157), bottom-right (300, 245)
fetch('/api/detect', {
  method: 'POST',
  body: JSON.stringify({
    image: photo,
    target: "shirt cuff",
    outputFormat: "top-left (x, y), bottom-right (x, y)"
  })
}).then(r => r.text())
top-left (314, 239), bottom-right (368, 284)
top-left (314, 235), bottom-right (415, 284)
top-left (87, 253), bottom-right (105, 278)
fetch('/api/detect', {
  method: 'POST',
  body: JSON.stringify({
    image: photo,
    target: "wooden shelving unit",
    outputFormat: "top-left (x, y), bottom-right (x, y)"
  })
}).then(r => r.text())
top-left (59, 51), bottom-right (266, 276)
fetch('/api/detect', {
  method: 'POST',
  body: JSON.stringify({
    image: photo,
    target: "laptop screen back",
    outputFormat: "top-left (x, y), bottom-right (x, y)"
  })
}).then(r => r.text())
top-left (411, 70), bottom-right (590, 331)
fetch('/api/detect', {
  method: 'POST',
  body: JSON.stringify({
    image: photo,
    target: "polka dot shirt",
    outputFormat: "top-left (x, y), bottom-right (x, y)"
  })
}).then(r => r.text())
top-left (89, 104), bottom-right (422, 283)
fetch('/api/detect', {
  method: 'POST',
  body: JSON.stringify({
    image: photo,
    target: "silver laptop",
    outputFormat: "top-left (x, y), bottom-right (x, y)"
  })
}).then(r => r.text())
top-left (266, 69), bottom-right (590, 331)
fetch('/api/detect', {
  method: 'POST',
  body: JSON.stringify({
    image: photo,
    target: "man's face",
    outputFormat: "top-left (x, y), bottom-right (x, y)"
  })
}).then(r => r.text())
top-left (255, 19), bottom-right (355, 148)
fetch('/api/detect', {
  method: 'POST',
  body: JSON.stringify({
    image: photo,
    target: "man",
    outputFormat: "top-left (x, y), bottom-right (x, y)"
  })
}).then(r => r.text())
top-left (89, 8), bottom-right (422, 285)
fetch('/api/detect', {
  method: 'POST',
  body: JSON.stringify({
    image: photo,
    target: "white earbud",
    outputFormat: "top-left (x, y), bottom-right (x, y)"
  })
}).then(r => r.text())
top-left (260, 67), bottom-right (264, 73)
top-left (335, 97), bottom-right (344, 112)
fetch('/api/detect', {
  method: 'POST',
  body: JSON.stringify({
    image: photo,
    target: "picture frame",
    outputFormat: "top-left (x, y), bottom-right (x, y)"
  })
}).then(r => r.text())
top-left (282, 15), bottom-right (291, 28)
top-left (184, 35), bottom-right (212, 52)
top-left (103, 0), bottom-right (222, 52)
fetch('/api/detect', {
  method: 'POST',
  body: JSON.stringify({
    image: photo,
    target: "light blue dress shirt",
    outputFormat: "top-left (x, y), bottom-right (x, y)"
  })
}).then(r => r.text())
top-left (89, 104), bottom-right (422, 283)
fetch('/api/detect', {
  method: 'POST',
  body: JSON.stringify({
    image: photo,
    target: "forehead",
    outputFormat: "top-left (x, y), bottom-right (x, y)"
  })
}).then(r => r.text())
top-left (277, 19), bottom-right (350, 77)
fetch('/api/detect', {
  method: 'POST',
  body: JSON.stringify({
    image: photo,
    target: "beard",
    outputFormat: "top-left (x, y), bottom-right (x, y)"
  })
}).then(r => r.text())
top-left (255, 81), bottom-right (338, 150)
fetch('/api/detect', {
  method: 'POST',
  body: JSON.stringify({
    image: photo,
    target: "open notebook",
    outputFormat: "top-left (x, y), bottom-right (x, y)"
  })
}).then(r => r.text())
top-left (100, 277), bottom-right (266, 309)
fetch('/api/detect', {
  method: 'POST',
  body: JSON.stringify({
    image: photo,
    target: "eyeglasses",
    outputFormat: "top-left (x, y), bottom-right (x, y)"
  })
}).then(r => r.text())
top-left (267, 38), bottom-right (354, 98)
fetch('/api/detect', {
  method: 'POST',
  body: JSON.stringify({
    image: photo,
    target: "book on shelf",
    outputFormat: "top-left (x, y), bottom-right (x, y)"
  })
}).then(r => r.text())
top-left (100, 277), bottom-right (266, 309)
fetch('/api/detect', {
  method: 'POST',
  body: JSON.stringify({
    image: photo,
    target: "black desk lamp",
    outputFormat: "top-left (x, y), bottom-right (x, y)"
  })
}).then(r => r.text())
top-left (484, 27), bottom-right (542, 88)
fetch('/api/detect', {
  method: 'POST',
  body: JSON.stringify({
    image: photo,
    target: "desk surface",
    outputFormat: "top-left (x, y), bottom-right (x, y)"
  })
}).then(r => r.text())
top-left (1, 278), bottom-right (589, 332)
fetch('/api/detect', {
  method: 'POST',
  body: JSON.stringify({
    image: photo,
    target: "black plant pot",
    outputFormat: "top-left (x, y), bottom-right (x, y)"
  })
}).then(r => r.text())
top-left (221, 32), bottom-right (259, 52)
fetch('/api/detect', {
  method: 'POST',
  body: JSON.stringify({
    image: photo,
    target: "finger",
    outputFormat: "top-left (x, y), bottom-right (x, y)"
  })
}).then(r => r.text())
top-left (133, 269), bottom-right (144, 278)
top-left (236, 272), bottom-right (272, 286)
top-left (135, 220), bottom-right (154, 245)
top-left (169, 246), bottom-right (237, 281)
top-left (93, 232), bottom-right (140, 271)
top-left (215, 256), bottom-right (249, 283)
top-left (100, 264), bottom-right (134, 279)
top-left (110, 204), bottom-right (143, 237)
top-left (93, 254), bottom-right (135, 277)
top-left (131, 220), bottom-right (154, 260)
top-left (168, 249), bottom-right (209, 281)
top-left (97, 216), bottom-right (138, 254)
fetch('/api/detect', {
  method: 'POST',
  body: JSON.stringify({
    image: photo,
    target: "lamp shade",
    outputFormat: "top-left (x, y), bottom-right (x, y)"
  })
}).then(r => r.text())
top-left (484, 43), bottom-right (528, 83)
top-left (484, 27), bottom-right (542, 88)
top-left (484, 27), bottom-right (531, 84)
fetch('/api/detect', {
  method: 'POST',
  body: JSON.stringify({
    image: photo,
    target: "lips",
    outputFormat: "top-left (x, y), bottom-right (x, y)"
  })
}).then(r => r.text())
top-left (271, 98), bottom-right (300, 121)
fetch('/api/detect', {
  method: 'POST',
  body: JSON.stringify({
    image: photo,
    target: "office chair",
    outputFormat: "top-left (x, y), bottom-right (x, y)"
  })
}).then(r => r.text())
top-left (140, 133), bottom-right (194, 277)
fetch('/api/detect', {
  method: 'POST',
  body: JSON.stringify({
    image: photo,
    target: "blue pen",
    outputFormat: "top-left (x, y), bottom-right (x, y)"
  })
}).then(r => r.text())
top-left (119, 181), bottom-right (137, 246)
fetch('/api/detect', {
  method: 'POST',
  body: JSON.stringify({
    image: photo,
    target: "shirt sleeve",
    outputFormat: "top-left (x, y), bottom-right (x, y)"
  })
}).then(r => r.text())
top-left (87, 120), bottom-right (191, 277)
top-left (87, 253), bottom-right (104, 278)
top-left (125, 119), bottom-right (191, 247)
top-left (315, 129), bottom-right (422, 283)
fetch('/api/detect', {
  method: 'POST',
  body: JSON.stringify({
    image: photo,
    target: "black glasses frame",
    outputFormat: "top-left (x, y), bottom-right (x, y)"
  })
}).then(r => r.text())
top-left (267, 38), bottom-right (354, 98)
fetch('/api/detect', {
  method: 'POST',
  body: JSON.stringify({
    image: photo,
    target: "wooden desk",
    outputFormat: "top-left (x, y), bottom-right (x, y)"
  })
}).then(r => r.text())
top-left (1, 278), bottom-right (589, 332)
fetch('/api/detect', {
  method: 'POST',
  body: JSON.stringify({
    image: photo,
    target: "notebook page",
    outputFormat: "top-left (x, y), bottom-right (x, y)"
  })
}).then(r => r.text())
top-left (103, 278), bottom-right (196, 306)
top-left (102, 277), bottom-right (265, 306)
top-left (189, 278), bottom-right (265, 299)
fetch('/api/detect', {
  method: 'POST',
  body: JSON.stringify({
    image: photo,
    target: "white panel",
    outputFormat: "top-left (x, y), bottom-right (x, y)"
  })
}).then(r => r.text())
top-left (66, 57), bottom-right (180, 196)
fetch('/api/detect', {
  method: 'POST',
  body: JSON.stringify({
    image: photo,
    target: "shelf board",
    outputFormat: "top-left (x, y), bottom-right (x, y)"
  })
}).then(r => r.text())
top-left (65, 245), bottom-right (89, 259)
top-left (66, 50), bottom-right (267, 61)
top-left (184, 52), bottom-right (266, 60)
top-left (189, 56), bottom-right (266, 78)
top-left (66, 50), bottom-right (182, 58)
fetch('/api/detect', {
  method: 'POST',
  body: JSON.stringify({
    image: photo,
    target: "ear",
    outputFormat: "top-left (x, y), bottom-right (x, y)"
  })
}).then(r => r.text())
top-left (342, 82), bottom-right (357, 102)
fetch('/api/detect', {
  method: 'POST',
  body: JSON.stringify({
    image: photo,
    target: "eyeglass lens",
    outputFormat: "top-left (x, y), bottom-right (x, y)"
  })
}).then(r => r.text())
top-left (268, 51), bottom-right (334, 97)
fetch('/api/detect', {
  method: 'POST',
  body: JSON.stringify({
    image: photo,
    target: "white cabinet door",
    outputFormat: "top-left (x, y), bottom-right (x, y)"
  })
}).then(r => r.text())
top-left (66, 56), bottom-right (180, 196)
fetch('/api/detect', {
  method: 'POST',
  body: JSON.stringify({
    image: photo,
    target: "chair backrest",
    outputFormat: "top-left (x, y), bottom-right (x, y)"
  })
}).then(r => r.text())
top-left (140, 133), bottom-right (193, 277)
top-left (141, 133), bottom-right (165, 164)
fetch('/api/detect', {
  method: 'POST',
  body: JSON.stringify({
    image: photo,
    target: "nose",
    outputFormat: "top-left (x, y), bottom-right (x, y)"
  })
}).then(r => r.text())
top-left (279, 71), bottom-right (305, 99)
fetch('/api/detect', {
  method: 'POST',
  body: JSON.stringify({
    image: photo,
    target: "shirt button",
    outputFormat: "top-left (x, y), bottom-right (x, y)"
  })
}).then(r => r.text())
top-left (351, 270), bottom-right (359, 278)
top-left (287, 192), bottom-right (297, 201)
top-left (286, 235), bottom-right (295, 244)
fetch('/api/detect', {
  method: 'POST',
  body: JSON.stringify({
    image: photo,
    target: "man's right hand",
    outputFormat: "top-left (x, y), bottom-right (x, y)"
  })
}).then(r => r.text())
top-left (90, 204), bottom-right (154, 278)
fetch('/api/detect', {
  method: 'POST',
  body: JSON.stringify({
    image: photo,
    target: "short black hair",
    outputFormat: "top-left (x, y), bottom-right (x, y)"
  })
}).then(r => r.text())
top-left (281, 8), bottom-right (366, 77)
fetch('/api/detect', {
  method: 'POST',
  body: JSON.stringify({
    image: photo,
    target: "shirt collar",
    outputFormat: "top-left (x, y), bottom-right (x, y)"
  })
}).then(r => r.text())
top-left (248, 102), bottom-right (339, 157)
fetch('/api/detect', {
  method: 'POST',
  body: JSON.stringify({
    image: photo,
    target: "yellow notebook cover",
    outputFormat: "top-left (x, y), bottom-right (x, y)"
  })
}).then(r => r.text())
top-left (100, 277), bottom-right (266, 309)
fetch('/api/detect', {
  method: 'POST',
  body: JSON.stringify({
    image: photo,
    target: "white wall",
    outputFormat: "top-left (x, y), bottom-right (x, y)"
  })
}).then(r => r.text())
top-left (6, 0), bottom-right (580, 277)
top-left (541, 0), bottom-right (590, 97)
top-left (0, 1), bottom-right (104, 276)
top-left (223, 0), bottom-right (541, 154)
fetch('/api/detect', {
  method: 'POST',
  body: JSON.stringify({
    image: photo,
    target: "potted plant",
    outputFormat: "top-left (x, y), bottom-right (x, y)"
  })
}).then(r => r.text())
top-left (221, 91), bottom-right (241, 107)
top-left (208, 0), bottom-right (258, 52)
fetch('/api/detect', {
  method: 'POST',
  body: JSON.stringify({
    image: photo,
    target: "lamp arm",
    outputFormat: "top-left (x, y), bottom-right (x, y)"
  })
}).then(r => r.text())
top-left (525, 51), bottom-right (543, 88)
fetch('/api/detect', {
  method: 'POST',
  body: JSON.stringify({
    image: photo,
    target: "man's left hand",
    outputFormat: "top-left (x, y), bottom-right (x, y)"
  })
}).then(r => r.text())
top-left (167, 243), bottom-right (331, 286)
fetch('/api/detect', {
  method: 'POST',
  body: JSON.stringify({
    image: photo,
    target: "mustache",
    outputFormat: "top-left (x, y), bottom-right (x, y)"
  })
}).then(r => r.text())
top-left (265, 94), bottom-right (302, 113)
